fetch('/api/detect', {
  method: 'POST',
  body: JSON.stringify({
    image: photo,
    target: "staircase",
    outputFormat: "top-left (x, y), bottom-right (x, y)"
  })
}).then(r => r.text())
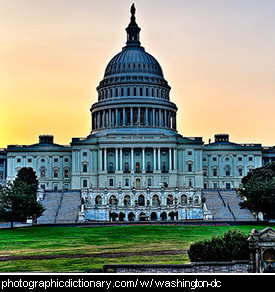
top-left (55, 192), bottom-right (81, 224)
top-left (219, 190), bottom-right (256, 221)
top-left (202, 190), bottom-right (257, 221)
top-left (37, 191), bottom-right (81, 224)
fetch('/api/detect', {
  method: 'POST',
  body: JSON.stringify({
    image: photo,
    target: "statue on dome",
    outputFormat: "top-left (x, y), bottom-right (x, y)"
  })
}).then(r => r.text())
top-left (130, 4), bottom-right (136, 16)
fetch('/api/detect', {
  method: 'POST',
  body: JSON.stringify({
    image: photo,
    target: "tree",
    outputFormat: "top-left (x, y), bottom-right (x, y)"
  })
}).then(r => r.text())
top-left (0, 167), bottom-right (45, 228)
top-left (238, 163), bottom-right (275, 220)
top-left (14, 167), bottom-right (39, 196)
top-left (0, 182), bottom-right (34, 228)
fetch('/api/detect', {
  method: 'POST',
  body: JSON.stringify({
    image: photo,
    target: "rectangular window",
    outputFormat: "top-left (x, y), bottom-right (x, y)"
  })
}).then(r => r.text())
top-left (64, 169), bottom-right (69, 177)
top-left (54, 170), bottom-right (58, 177)
top-left (109, 178), bottom-right (114, 187)
top-left (83, 180), bottom-right (87, 188)
top-left (41, 168), bottom-right (46, 178)
top-left (17, 158), bottom-right (21, 163)
top-left (28, 158), bottom-right (32, 163)
top-left (83, 164), bottom-right (88, 172)
top-left (125, 178), bottom-right (129, 187)
top-left (213, 169), bottom-right (217, 176)
top-left (188, 163), bottom-right (192, 172)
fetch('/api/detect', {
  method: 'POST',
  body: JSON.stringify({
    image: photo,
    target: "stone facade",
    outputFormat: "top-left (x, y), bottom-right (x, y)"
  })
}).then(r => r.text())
top-left (202, 134), bottom-right (262, 190)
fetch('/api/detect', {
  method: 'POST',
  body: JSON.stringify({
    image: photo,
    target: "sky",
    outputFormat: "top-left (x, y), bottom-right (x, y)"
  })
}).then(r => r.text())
top-left (0, 0), bottom-right (274, 148)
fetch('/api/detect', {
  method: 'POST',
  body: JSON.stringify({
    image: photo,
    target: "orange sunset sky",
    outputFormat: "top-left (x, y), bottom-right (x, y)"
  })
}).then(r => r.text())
top-left (0, 0), bottom-right (274, 148)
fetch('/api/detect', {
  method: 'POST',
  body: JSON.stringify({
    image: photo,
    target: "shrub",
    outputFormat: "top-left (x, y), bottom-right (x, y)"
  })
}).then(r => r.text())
top-left (188, 229), bottom-right (249, 262)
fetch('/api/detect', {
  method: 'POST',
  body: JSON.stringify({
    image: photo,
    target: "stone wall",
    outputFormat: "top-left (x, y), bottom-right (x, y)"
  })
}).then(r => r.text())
top-left (103, 260), bottom-right (252, 273)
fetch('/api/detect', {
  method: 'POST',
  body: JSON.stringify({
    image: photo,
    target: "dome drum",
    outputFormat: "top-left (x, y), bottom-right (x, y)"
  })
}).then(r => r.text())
top-left (91, 105), bottom-right (177, 133)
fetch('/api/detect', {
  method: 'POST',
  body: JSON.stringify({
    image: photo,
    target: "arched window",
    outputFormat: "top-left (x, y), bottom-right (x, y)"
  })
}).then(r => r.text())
top-left (109, 195), bottom-right (118, 206)
top-left (123, 195), bottom-right (131, 206)
top-left (167, 194), bottom-right (174, 206)
top-left (181, 194), bottom-right (188, 205)
top-left (225, 165), bottom-right (231, 176)
top-left (152, 195), bottom-right (160, 206)
top-left (138, 194), bottom-right (145, 206)
top-left (95, 195), bottom-right (102, 206)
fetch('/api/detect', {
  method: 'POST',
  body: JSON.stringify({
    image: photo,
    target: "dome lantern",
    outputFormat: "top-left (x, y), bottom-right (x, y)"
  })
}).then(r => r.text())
top-left (125, 4), bottom-right (141, 46)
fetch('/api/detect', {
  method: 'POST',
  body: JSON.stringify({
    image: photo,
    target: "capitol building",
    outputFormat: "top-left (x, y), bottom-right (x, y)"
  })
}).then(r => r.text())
top-left (5, 5), bottom-right (270, 223)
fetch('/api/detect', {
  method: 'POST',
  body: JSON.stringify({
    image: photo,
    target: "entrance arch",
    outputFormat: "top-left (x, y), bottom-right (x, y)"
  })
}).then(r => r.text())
top-left (128, 212), bottom-right (135, 222)
top-left (139, 212), bottom-right (148, 221)
top-left (150, 212), bottom-right (157, 221)
top-left (160, 212), bottom-right (167, 221)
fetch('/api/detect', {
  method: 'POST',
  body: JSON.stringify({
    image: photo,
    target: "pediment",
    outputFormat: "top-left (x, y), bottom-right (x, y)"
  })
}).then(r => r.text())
top-left (259, 227), bottom-right (275, 241)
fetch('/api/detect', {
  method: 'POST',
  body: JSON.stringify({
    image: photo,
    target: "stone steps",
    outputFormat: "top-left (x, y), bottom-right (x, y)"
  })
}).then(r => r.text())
top-left (203, 190), bottom-right (256, 221)
top-left (37, 191), bottom-right (81, 224)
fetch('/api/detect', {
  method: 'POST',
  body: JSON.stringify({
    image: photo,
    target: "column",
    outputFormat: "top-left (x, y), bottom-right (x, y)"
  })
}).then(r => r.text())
top-left (164, 110), bottom-right (167, 128)
top-left (158, 148), bottom-right (161, 171)
top-left (152, 108), bottom-right (155, 126)
top-left (120, 148), bottom-right (123, 171)
top-left (145, 108), bottom-right (148, 126)
top-left (138, 107), bottom-right (141, 125)
top-left (98, 111), bottom-right (101, 128)
top-left (169, 148), bottom-right (172, 171)
top-left (99, 149), bottom-right (103, 171)
top-left (108, 109), bottom-right (111, 127)
top-left (153, 148), bottom-right (156, 171)
top-left (115, 109), bottom-right (118, 126)
top-left (131, 148), bottom-right (134, 172)
top-left (130, 107), bottom-right (133, 126)
top-left (115, 148), bottom-right (118, 171)
top-left (104, 148), bottom-right (107, 171)
top-left (174, 148), bottom-right (177, 170)
top-left (142, 147), bottom-right (145, 172)
top-left (123, 108), bottom-right (126, 126)
top-left (159, 109), bottom-right (162, 127)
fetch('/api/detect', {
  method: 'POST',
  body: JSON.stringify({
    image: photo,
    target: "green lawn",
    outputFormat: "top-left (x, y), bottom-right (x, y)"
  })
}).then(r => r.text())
top-left (0, 224), bottom-right (270, 272)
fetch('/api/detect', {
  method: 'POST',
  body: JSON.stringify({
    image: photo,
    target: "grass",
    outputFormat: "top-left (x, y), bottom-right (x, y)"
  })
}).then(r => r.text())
top-left (0, 224), bottom-right (270, 272)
